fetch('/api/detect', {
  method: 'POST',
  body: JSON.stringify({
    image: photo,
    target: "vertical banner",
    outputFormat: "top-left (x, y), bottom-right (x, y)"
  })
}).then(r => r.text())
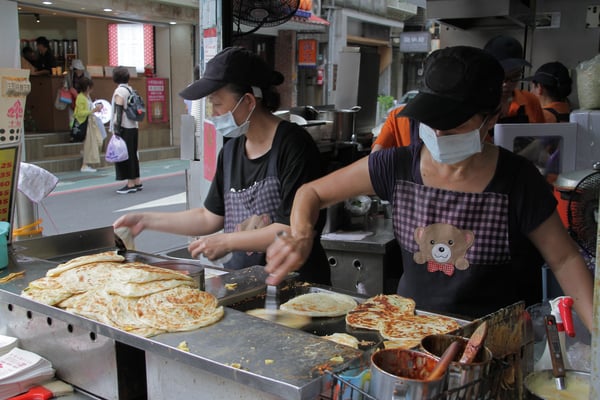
top-left (0, 147), bottom-right (18, 222)
top-left (203, 121), bottom-right (217, 180)
top-left (298, 39), bottom-right (318, 67)
top-left (146, 77), bottom-right (167, 123)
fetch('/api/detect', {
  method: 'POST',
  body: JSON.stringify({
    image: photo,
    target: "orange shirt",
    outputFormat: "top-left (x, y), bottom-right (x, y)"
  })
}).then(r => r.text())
top-left (503, 89), bottom-right (545, 123)
top-left (372, 105), bottom-right (412, 149)
top-left (542, 101), bottom-right (571, 123)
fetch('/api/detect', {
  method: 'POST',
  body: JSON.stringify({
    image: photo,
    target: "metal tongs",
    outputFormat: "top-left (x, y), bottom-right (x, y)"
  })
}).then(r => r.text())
top-left (545, 314), bottom-right (566, 390)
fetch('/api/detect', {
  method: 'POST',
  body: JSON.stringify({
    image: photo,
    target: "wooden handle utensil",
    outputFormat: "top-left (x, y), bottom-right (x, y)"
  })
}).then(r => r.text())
top-left (459, 321), bottom-right (488, 364)
top-left (428, 340), bottom-right (461, 381)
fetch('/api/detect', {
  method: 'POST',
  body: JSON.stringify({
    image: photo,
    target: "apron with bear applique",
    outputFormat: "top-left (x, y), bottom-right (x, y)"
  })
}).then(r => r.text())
top-left (221, 133), bottom-right (282, 269)
top-left (391, 179), bottom-right (518, 317)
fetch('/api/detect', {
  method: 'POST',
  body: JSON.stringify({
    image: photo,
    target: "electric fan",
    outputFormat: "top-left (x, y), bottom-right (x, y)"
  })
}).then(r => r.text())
top-left (233, 0), bottom-right (300, 35)
top-left (565, 165), bottom-right (600, 259)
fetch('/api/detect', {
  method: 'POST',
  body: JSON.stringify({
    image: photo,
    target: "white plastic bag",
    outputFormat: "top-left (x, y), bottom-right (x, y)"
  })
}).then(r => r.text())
top-left (105, 135), bottom-right (129, 163)
top-left (576, 54), bottom-right (600, 109)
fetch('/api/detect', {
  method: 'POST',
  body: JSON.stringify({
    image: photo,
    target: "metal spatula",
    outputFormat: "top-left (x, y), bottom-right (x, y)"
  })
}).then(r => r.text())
top-left (265, 284), bottom-right (280, 312)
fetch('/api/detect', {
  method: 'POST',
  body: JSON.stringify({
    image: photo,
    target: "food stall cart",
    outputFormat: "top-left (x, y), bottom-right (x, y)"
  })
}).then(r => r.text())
top-left (0, 226), bottom-right (533, 400)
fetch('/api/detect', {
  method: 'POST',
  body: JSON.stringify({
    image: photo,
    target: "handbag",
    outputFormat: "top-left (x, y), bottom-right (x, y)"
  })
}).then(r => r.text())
top-left (105, 134), bottom-right (129, 163)
top-left (70, 117), bottom-right (88, 143)
top-left (59, 87), bottom-right (73, 105)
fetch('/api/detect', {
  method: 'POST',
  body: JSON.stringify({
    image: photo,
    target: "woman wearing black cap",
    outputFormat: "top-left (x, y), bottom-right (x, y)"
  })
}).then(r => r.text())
top-left (520, 62), bottom-right (574, 178)
top-left (483, 35), bottom-right (545, 125)
top-left (114, 47), bottom-right (330, 285)
top-left (525, 61), bottom-right (573, 123)
top-left (265, 46), bottom-right (593, 330)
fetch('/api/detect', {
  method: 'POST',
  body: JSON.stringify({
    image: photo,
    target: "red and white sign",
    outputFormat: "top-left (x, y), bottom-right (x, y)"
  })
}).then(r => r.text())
top-left (146, 78), bottom-right (168, 123)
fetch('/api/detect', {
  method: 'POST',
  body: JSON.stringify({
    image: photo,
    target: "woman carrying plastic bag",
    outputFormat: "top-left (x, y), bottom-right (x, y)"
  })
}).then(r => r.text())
top-left (73, 77), bottom-right (103, 172)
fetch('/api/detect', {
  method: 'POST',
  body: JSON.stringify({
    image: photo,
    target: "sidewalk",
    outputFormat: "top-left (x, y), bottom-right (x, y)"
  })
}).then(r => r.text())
top-left (49, 158), bottom-right (190, 195)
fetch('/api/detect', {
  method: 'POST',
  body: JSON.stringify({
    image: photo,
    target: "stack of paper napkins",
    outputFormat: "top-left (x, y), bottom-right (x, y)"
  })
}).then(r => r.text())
top-left (0, 335), bottom-right (18, 356)
top-left (0, 346), bottom-right (55, 399)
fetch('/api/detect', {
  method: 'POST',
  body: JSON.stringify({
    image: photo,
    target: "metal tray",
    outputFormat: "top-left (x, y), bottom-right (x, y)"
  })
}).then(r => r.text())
top-left (226, 283), bottom-right (382, 351)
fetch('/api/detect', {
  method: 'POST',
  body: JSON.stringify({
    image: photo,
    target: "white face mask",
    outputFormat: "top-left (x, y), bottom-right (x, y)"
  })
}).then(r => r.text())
top-left (419, 121), bottom-right (485, 164)
top-left (209, 95), bottom-right (255, 138)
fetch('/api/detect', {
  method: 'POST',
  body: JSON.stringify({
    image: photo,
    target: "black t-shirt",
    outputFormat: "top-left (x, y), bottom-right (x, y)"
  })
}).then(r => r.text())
top-left (36, 51), bottom-right (57, 72)
top-left (205, 120), bottom-right (330, 284)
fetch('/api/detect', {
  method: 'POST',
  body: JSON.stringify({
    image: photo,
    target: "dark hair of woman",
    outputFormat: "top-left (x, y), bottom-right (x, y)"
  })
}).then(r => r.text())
top-left (534, 80), bottom-right (572, 102)
top-left (226, 83), bottom-right (281, 112)
top-left (112, 66), bottom-right (130, 84)
top-left (77, 77), bottom-right (93, 93)
top-left (35, 36), bottom-right (50, 48)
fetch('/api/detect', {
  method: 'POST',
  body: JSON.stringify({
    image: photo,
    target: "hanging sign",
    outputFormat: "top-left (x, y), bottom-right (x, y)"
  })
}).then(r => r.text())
top-left (298, 39), bottom-right (318, 67)
top-left (399, 32), bottom-right (431, 53)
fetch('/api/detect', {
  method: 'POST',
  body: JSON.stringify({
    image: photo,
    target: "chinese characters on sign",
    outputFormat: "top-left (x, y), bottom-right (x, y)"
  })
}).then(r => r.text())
top-left (0, 147), bottom-right (17, 222)
top-left (399, 32), bottom-right (431, 53)
top-left (146, 78), bottom-right (168, 123)
top-left (298, 39), bottom-right (318, 67)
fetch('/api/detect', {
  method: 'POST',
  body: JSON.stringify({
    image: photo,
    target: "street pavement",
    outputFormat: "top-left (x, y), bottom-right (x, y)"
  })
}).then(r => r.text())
top-left (34, 158), bottom-right (193, 255)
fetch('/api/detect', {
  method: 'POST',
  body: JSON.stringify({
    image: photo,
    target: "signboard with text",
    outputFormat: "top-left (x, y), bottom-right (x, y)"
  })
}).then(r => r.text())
top-left (298, 39), bottom-right (318, 67)
top-left (0, 146), bottom-right (18, 223)
top-left (399, 32), bottom-right (431, 53)
top-left (146, 78), bottom-right (168, 123)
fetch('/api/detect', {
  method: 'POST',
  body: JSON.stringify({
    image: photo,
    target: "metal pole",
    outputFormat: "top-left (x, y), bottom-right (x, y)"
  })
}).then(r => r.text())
top-left (590, 194), bottom-right (600, 399)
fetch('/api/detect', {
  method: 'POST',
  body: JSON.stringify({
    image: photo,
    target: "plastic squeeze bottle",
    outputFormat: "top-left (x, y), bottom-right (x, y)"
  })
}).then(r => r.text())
top-left (534, 296), bottom-right (574, 371)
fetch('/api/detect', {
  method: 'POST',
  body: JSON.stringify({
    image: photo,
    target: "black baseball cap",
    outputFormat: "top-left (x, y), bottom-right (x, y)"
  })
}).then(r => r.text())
top-left (523, 61), bottom-right (572, 88)
top-left (484, 35), bottom-right (531, 72)
top-left (397, 46), bottom-right (503, 130)
top-left (179, 47), bottom-right (284, 100)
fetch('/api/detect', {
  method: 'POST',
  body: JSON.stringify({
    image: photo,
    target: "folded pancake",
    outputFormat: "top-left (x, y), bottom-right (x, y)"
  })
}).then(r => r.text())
top-left (323, 333), bottom-right (360, 349)
top-left (21, 277), bottom-right (73, 306)
top-left (136, 286), bottom-right (223, 332)
top-left (345, 294), bottom-right (416, 330)
top-left (379, 314), bottom-right (460, 341)
top-left (111, 262), bottom-right (195, 284)
top-left (58, 262), bottom-right (123, 293)
top-left (47, 251), bottom-right (125, 277)
top-left (105, 278), bottom-right (197, 298)
top-left (280, 292), bottom-right (357, 317)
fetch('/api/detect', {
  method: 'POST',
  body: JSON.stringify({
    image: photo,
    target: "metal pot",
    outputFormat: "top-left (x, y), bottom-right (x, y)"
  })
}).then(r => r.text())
top-left (524, 370), bottom-right (590, 399)
top-left (369, 348), bottom-right (446, 400)
top-left (308, 105), bottom-right (362, 142)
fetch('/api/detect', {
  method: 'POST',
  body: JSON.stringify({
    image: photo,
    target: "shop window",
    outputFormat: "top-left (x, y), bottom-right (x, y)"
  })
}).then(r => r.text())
top-left (108, 23), bottom-right (154, 73)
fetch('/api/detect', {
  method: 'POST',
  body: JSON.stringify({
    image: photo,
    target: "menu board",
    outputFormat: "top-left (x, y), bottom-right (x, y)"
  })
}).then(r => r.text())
top-left (0, 146), bottom-right (17, 222)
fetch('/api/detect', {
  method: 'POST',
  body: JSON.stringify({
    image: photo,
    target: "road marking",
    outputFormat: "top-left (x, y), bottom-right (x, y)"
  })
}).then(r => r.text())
top-left (116, 192), bottom-right (187, 212)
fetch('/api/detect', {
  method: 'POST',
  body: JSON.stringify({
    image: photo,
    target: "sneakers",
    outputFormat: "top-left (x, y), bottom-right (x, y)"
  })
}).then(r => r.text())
top-left (135, 184), bottom-right (143, 191)
top-left (116, 185), bottom-right (137, 194)
top-left (80, 166), bottom-right (97, 172)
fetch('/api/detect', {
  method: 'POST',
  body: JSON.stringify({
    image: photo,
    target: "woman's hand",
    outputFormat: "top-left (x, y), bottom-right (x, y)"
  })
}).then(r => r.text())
top-left (113, 213), bottom-right (145, 237)
top-left (188, 234), bottom-right (230, 260)
top-left (264, 231), bottom-right (313, 285)
top-left (93, 103), bottom-right (103, 112)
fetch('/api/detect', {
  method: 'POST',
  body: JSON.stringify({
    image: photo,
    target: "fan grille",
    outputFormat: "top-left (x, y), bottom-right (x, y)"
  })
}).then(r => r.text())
top-left (233, 0), bottom-right (300, 28)
top-left (567, 171), bottom-right (600, 258)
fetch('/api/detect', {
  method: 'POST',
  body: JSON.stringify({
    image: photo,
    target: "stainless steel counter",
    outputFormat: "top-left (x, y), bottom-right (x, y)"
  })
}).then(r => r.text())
top-left (0, 227), bottom-right (365, 400)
